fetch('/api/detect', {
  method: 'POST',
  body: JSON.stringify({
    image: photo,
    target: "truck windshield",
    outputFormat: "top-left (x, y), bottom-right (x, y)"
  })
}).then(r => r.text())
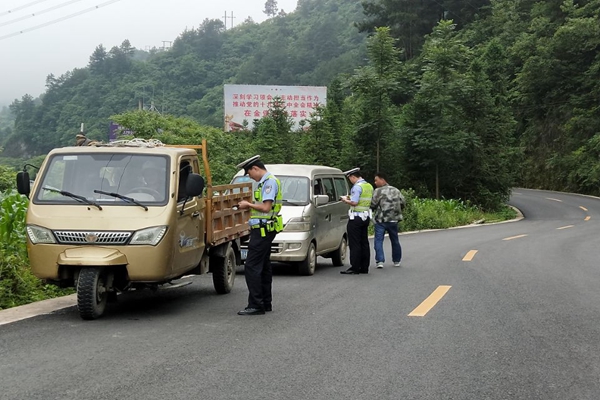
top-left (232, 175), bottom-right (310, 205)
top-left (33, 153), bottom-right (170, 206)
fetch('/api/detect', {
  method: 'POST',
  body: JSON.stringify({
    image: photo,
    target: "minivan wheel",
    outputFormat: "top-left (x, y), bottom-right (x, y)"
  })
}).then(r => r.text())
top-left (297, 242), bottom-right (317, 276)
top-left (77, 267), bottom-right (109, 320)
top-left (331, 236), bottom-right (347, 267)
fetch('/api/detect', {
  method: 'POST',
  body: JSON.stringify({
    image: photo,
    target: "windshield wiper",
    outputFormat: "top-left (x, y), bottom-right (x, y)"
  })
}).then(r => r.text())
top-left (94, 190), bottom-right (148, 211)
top-left (42, 186), bottom-right (102, 210)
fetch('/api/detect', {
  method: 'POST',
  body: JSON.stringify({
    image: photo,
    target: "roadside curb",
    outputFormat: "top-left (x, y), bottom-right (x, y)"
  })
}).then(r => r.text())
top-left (0, 294), bottom-right (77, 326)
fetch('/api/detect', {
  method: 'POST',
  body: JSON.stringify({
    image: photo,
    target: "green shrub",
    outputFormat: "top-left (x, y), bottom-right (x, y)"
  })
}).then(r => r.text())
top-left (0, 164), bottom-right (16, 192)
top-left (399, 190), bottom-right (515, 232)
top-left (0, 190), bottom-right (72, 310)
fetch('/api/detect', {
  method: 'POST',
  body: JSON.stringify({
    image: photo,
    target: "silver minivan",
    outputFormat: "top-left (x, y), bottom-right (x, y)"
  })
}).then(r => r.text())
top-left (232, 164), bottom-right (350, 275)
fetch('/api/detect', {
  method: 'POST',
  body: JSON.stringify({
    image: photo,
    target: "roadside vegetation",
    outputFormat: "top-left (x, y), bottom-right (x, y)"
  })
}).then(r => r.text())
top-left (0, 189), bottom-right (73, 310)
top-left (399, 189), bottom-right (517, 232)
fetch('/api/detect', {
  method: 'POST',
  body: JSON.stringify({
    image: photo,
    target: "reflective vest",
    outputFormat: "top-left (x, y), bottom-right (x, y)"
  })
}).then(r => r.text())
top-left (250, 173), bottom-right (282, 220)
top-left (351, 181), bottom-right (373, 212)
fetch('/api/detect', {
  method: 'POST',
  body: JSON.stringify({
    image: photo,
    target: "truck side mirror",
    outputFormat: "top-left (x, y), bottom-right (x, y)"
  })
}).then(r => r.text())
top-left (16, 171), bottom-right (31, 196)
top-left (186, 173), bottom-right (205, 197)
top-left (314, 194), bottom-right (329, 206)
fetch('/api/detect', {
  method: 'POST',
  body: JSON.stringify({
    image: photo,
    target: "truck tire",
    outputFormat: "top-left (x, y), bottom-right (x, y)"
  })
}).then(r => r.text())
top-left (212, 245), bottom-right (236, 294)
top-left (77, 267), bottom-right (109, 320)
top-left (331, 236), bottom-right (347, 267)
top-left (297, 242), bottom-right (317, 276)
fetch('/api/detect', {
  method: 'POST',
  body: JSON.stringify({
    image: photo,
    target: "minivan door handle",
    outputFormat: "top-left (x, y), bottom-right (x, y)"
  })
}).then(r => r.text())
top-left (326, 214), bottom-right (331, 221)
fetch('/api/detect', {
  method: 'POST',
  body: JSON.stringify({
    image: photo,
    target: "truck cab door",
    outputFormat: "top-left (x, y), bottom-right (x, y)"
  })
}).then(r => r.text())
top-left (173, 158), bottom-right (206, 274)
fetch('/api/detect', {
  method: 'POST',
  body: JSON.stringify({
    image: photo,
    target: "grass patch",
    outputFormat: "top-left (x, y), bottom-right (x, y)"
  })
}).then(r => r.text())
top-left (368, 189), bottom-right (517, 235)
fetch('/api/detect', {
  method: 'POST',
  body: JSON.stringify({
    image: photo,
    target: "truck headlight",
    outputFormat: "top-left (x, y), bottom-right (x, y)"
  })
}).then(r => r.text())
top-left (283, 216), bottom-right (311, 232)
top-left (130, 226), bottom-right (168, 246)
top-left (26, 225), bottom-right (57, 244)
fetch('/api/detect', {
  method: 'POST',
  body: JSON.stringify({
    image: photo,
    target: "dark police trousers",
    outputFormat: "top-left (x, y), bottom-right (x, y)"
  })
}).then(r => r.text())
top-left (347, 217), bottom-right (371, 273)
top-left (245, 228), bottom-right (277, 309)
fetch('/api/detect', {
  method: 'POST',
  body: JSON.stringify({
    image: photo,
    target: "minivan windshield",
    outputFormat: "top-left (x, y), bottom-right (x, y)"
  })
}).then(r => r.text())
top-left (232, 175), bottom-right (310, 206)
top-left (34, 153), bottom-right (170, 206)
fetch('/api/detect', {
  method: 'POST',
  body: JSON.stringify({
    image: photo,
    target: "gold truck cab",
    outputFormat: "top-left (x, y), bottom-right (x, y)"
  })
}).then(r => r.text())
top-left (16, 139), bottom-right (251, 320)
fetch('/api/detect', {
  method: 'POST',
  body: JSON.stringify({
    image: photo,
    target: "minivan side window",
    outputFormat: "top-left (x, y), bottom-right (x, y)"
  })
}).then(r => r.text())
top-left (334, 177), bottom-right (348, 199)
top-left (313, 180), bottom-right (323, 196)
top-left (320, 177), bottom-right (336, 203)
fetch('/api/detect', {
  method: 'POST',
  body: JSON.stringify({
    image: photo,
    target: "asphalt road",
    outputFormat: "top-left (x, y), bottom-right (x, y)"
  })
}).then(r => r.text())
top-left (1, 188), bottom-right (600, 400)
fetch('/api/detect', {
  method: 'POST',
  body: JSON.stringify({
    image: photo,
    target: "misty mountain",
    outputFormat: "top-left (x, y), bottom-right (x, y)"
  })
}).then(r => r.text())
top-left (1, 0), bottom-right (366, 157)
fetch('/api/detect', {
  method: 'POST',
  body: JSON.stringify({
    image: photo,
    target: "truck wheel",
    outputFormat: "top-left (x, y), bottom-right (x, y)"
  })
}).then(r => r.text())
top-left (212, 245), bottom-right (236, 294)
top-left (77, 267), bottom-right (109, 320)
top-left (331, 236), bottom-right (347, 267)
top-left (297, 242), bottom-right (317, 276)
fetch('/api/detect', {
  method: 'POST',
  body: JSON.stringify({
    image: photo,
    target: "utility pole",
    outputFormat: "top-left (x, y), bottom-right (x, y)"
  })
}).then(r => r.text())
top-left (229, 11), bottom-right (235, 29)
top-left (224, 11), bottom-right (235, 29)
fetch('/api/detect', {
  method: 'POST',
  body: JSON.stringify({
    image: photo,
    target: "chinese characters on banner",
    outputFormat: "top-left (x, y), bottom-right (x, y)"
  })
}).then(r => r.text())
top-left (108, 122), bottom-right (134, 142)
top-left (223, 84), bottom-right (327, 132)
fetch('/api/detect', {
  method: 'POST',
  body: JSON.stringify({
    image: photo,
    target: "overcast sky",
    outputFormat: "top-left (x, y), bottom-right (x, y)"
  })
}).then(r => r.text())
top-left (0, 0), bottom-right (298, 107)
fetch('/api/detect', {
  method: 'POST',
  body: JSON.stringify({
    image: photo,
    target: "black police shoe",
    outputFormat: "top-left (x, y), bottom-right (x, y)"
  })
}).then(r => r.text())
top-left (340, 269), bottom-right (359, 275)
top-left (238, 307), bottom-right (266, 315)
top-left (264, 304), bottom-right (272, 312)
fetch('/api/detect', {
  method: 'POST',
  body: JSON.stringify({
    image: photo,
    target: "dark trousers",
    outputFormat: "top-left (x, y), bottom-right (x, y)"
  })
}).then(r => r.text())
top-left (244, 228), bottom-right (277, 309)
top-left (347, 217), bottom-right (371, 273)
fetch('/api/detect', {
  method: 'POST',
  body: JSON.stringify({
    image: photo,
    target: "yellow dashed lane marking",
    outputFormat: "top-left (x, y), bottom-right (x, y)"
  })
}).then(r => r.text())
top-left (557, 225), bottom-right (574, 230)
top-left (546, 198), bottom-right (562, 202)
top-left (503, 234), bottom-right (528, 241)
top-left (462, 250), bottom-right (478, 261)
top-left (408, 285), bottom-right (452, 317)
top-left (580, 206), bottom-right (588, 212)
top-left (585, 216), bottom-right (591, 221)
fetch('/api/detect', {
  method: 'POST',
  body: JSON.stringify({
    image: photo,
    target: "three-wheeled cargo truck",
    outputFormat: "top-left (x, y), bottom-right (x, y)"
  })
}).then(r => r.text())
top-left (16, 138), bottom-right (252, 319)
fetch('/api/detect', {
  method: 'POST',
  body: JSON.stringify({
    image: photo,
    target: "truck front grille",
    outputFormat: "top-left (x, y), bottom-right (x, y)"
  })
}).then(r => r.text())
top-left (54, 230), bottom-right (132, 245)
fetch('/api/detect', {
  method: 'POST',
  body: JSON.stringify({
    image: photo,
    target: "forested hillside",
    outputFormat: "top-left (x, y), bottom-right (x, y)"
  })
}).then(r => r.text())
top-left (2, 0), bottom-right (600, 209)
top-left (0, 0), bottom-right (366, 157)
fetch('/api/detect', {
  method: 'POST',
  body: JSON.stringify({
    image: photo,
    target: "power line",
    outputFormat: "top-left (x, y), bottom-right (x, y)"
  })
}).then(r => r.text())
top-left (0, 0), bottom-right (86, 28)
top-left (0, 0), bottom-right (121, 41)
top-left (0, 0), bottom-right (53, 16)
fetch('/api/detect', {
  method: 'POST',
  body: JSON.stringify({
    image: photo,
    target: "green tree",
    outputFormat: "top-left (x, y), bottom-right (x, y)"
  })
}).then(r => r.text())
top-left (264, 0), bottom-right (279, 17)
top-left (88, 44), bottom-right (108, 74)
top-left (296, 105), bottom-right (337, 166)
top-left (402, 20), bottom-right (516, 208)
top-left (250, 97), bottom-right (293, 164)
top-left (358, 0), bottom-right (491, 60)
top-left (346, 27), bottom-right (403, 178)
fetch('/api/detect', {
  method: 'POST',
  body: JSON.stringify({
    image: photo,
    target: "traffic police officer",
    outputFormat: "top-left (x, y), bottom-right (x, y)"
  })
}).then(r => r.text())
top-left (340, 168), bottom-right (373, 274)
top-left (236, 155), bottom-right (283, 315)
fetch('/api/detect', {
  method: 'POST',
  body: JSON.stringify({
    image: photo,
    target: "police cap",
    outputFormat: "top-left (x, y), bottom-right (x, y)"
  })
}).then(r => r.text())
top-left (236, 155), bottom-right (261, 173)
top-left (343, 167), bottom-right (361, 177)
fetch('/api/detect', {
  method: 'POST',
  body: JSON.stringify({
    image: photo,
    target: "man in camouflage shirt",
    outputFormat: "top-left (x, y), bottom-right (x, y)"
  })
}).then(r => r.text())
top-left (370, 172), bottom-right (405, 268)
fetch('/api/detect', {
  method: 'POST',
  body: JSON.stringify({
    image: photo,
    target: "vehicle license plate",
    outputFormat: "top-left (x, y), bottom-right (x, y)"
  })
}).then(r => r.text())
top-left (241, 249), bottom-right (248, 260)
